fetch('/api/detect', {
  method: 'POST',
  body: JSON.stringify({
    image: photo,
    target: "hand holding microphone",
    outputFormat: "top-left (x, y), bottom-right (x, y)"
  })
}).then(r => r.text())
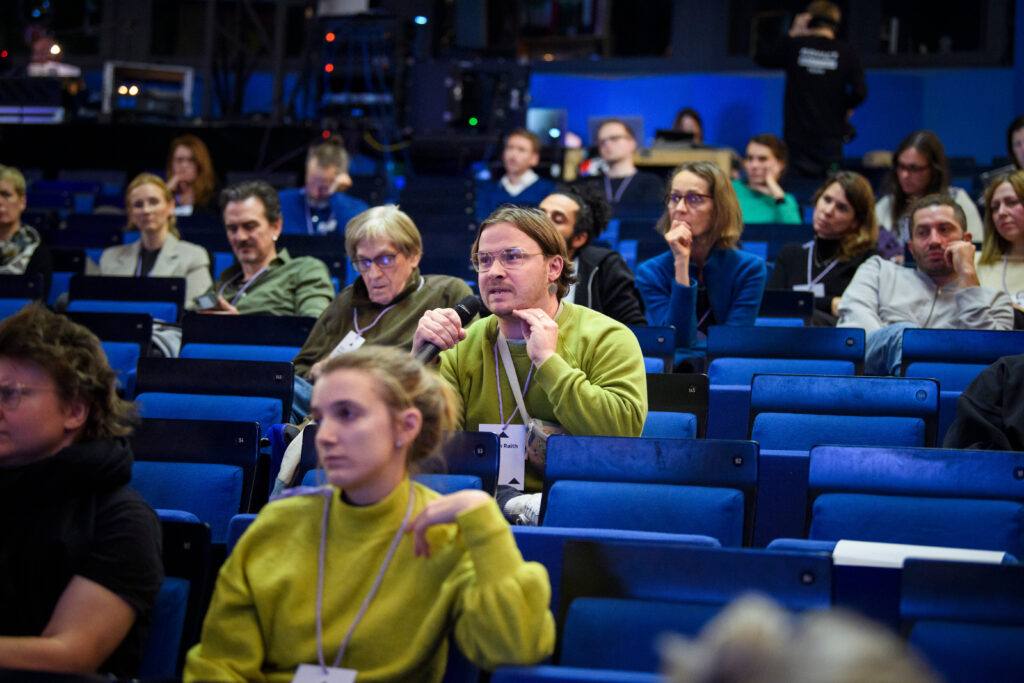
top-left (412, 295), bottom-right (482, 363)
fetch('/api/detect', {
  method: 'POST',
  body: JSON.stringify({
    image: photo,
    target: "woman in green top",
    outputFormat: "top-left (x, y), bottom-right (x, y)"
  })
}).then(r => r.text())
top-left (732, 133), bottom-right (802, 224)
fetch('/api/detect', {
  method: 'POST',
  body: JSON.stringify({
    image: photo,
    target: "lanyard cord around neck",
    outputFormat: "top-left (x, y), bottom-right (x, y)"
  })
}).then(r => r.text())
top-left (803, 239), bottom-right (840, 289)
top-left (604, 172), bottom-right (635, 204)
top-left (352, 276), bottom-right (425, 336)
top-left (494, 335), bottom-right (535, 430)
top-left (314, 485), bottom-right (415, 672)
top-left (217, 263), bottom-right (270, 305)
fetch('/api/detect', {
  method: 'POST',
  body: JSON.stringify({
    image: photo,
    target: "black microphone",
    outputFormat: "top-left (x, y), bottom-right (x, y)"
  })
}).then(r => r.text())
top-left (414, 294), bottom-right (482, 363)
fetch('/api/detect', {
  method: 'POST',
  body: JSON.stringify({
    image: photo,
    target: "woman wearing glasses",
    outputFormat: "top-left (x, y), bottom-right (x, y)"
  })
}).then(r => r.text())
top-left (289, 205), bottom-right (474, 421)
top-left (636, 161), bottom-right (768, 370)
top-left (874, 130), bottom-right (983, 258)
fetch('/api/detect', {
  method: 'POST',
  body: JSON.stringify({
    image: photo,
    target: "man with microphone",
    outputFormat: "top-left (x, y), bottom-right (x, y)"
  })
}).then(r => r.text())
top-left (413, 205), bottom-right (647, 524)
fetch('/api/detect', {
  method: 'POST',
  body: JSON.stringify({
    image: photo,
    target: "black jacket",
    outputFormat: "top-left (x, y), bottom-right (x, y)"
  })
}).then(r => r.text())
top-left (944, 354), bottom-right (1024, 451)
top-left (0, 437), bottom-right (163, 676)
top-left (573, 243), bottom-right (647, 327)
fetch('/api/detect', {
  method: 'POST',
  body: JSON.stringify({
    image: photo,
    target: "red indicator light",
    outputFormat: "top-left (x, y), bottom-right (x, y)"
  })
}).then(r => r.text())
top-left (324, 63), bottom-right (334, 73)
top-left (325, 32), bottom-right (336, 42)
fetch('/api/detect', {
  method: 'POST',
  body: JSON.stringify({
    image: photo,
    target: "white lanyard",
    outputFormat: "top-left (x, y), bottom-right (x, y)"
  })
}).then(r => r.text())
top-left (352, 276), bottom-right (424, 336)
top-left (494, 333), bottom-right (535, 430)
top-left (804, 239), bottom-right (840, 288)
top-left (218, 264), bottom-right (270, 305)
top-left (314, 485), bottom-right (415, 672)
top-left (604, 173), bottom-right (635, 204)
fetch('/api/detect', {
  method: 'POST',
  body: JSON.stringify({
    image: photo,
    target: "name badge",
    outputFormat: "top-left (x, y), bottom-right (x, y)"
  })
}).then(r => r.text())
top-left (480, 423), bottom-right (527, 491)
top-left (793, 283), bottom-right (825, 298)
top-left (330, 331), bottom-right (366, 357)
top-left (292, 664), bottom-right (357, 683)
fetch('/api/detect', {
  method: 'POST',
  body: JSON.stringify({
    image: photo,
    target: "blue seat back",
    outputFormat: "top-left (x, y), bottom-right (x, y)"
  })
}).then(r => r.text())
top-left (492, 666), bottom-right (661, 682)
top-left (100, 340), bottom-right (140, 398)
top-left (132, 461), bottom-right (243, 544)
top-left (707, 325), bottom-right (864, 365)
top-left (441, 430), bottom-right (500, 495)
top-left (646, 373), bottom-right (708, 438)
top-left (641, 411), bottom-right (697, 439)
top-left (68, 299), bottom-right (179, 322)
top-left (708, 359), bottom-right (856, 439)
top-left (562, 597), bottom-right (719, 672)
top-left (412, 473), bottom-right (483, 494)
top-left (227, 513), bottom-right (258, 555)
top-left (629, 326), bottom-right (674, 374)
top-left (558, 541), bottom-right (831, 665)
top-left (544, 480), bottom-right (744, 546)
top-left (544, 436), bottom-right (758, 545)
top-left (137, 392), bottom-right (280, 436)
top-left (512, 527), bottom-right (720, 617)
top-left (0, 298), bottom-right (31, 320)
top-left (138, 577), bottom-right (190, 679)
top-left (180, 342), bottom-right (302, 362)
top-left (804, 445), bottom-right (1024, 555)
top-left (902, 559), bottom-right (1024, 683)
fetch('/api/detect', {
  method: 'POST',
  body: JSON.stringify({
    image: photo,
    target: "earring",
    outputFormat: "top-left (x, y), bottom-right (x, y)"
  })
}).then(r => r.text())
top-left (395, 438), bottom-right (404, 448)
top-left (548, 282), bottom-right (557, 294)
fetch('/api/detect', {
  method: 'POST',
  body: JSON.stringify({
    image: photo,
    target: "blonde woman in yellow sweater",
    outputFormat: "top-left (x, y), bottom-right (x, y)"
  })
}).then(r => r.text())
top-left (185, 345), bottom-right (555, 682)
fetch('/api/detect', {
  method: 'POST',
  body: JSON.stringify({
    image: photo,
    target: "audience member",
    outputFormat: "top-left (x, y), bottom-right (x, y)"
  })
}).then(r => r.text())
top-left (0, 305), bottom-right (163, 676)
top-left (636, 161), bottom-right (768, 370)
top-left (279, 137), bottom-right (369, 235)
top-left (661, 594), bottom-right (938, 683)
top-left (976, 170), bottom-right (1024, 326)
top-left (754, 1), bottom-right (867, 178)
top-left (477, 128), bottom-right (556, 220)
top-left (943, 354), bottom-right (1024, 451)
top-left (200, 181), bottom-right (334, 317)
top-left (768, 171), bottom-right (879, 325)
top-left (1009, 115), bottom-right (1024, 170)
top-left (99, 173), bottom-right (212, 310)
top-left (590, 119), bottom-right (665, 207)
top-left (539, 183), bottom-right (647, 326)
top-left (0, 164), bottom-right (52, 298)
top-left (672, 107), bottom-right (704, 144)
top-left (166, 134), bottom-right (217, 216)
top-left (184, 345), bottom-right (555, 681)
top-left (733, 134), bottom-right (801, 224)
top-left (413, 206), bottom-right (646, 524)
top-left (838, 194), bottom-right (1013, 375)
top-left (874, 130), bottom-right (983, 257)
top-left (289, 204), bottom-right (473, 420)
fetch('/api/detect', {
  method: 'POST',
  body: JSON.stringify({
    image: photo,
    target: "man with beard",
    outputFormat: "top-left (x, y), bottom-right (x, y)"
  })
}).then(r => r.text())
top-left (200, 181), bottom-right (334, 317)
top-left (837, 194), bottom-right (1013, 375)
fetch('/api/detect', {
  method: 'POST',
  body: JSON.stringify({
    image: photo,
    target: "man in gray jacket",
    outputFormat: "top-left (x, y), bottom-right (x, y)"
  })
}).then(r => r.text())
top-left (838, 193), bottom-right (1013, 375)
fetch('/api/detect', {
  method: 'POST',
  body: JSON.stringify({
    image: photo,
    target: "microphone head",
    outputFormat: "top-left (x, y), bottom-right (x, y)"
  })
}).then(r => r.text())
top-left (452, 294), bottom-right (482, 325)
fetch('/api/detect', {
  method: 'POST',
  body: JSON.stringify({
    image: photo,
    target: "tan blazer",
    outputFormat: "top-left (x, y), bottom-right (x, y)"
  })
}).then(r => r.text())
top-left (98, 233), bottom-right (213, 310)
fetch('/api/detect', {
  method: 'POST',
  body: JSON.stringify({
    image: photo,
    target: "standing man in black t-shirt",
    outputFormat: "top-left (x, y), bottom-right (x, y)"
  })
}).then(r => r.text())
top-left (755, 1), bottom-right (867, 178)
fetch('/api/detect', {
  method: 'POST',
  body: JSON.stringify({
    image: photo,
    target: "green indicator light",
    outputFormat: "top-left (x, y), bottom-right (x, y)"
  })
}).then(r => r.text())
top-left (468, 117), bottom-right (478, 126)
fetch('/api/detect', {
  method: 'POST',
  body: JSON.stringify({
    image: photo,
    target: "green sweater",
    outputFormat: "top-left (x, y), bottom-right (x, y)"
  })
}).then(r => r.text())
top-left (439, 301), bottom-right (647, 491)
top-left (184, 478), bottom-right (555, 682)
top-left (293, 269), bottom-right (472, 378)
top-left (210, 248), bottom-right (335, 317)
top-left (732, 179), bottom-right (802, 224)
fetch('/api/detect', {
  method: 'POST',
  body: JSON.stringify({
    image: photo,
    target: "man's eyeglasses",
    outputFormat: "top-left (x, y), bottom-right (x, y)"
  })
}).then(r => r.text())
top-left (354, 253), bottom-right (400, 273)
top-left (597, 134), bottom-right (629, 147)
top-left (470, 248), bottom-right (542, 272)
top-left (667, 191), bottom-right (712, 208)
top-left (0, 384), bottom-right (56, 411)
top-left (896, 163), bottom-right (929, 174)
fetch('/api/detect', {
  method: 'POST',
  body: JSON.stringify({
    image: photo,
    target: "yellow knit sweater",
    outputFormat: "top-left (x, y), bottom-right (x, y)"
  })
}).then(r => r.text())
top-left (184, 479), bottom-right (555, 682)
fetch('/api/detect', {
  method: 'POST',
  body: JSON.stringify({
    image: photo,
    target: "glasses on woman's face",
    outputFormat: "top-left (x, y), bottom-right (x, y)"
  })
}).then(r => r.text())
top-left (0, 383), bottom-right (56, 411)
top-left (355, 253), bottom-right (399, 273)
top-left (470, 248), bottom-right (541, 272)
top-left (667, 191), bottom-right (712, 208)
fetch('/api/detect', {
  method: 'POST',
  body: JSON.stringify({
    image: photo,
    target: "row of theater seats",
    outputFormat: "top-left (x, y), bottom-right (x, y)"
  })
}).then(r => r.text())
top-left (143, 432), bottom-right (1024, 682)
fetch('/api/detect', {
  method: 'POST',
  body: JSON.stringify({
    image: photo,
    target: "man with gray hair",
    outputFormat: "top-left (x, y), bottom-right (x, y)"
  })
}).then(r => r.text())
top-left (279, 137), bottom-right (370, 235)
top-left (199, 181), bottom-right (334, 317)
top-left (838, 193), bottom-right (1014, 375)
